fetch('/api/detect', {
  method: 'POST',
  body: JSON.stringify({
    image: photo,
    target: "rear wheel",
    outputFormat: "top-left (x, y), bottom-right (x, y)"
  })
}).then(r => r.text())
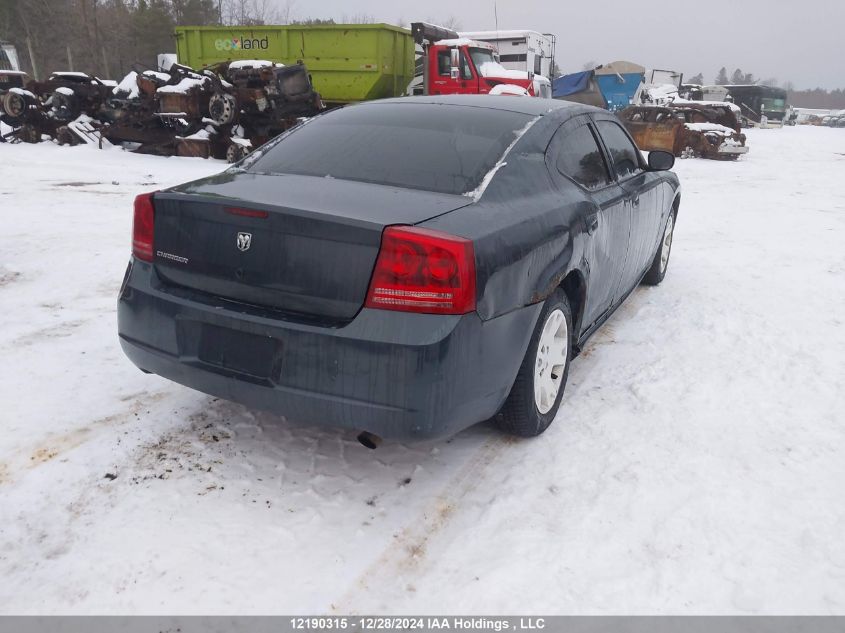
top-left (493, 290), bottom-right (572, 437)
top-left (643, 209), bottom-right (676, 286)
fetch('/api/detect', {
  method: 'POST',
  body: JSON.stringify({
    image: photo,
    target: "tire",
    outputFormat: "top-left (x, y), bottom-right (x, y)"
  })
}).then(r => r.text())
top-left (208, 92), bottom-right (238, 126)
top-left (642, 208), bottom-right (676, 286)
top-left (493, 289), bottom-right (573, 437)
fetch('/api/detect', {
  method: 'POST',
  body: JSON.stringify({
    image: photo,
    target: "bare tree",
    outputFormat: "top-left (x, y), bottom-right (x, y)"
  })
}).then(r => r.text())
top-left (424, 15), bottom-right (461, 30)
top-left (278, 0), bottom-right (295, 23)
top-left (341, 13), bottom-right (375, 24)
top-left (222, 0), bottom-right (279, 25)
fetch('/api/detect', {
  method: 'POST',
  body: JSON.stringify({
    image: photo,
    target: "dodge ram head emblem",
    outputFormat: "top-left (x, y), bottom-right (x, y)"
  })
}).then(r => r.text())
top-left (236, 232), bottom-right (252, 252)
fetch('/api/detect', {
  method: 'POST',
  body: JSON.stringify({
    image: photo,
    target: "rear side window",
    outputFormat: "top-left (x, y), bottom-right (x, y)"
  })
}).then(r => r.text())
top-left (596, 120), bottom-right (643, 178)
top-left (553, 121), bottom-right (611, 190)
top-left (244, 103), bottom-right (533, 195)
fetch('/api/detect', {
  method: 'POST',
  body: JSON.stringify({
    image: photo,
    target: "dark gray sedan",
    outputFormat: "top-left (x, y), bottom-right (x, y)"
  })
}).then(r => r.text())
top-left (118, 95), bottom-right (680, 444)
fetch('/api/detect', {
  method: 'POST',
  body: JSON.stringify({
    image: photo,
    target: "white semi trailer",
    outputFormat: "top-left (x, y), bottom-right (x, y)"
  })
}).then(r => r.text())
top-left (458, 30), bottom-right (555, 78)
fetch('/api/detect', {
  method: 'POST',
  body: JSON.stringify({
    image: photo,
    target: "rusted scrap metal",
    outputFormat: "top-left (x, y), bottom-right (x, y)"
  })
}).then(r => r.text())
top-left (27, 71), bottom-right (114, 123)
top-left (154, 64), bottom-right (213, 136)
top-left (619, 103), bottom-right (749, 160)
top-left (1, 83), bottom-right (54, 143)
top-left (2, 70), bottom-right (111, 143)
top-left (99, 69), bottom-right (174, 153)
top-left (102, 61), bottom-right (321, 159)
top-left (0, 59), bottom-right (323, 159)
top-left (1, 71), bottom-right (36, 137)
top-left (206, 61), bottom-right (322, 126)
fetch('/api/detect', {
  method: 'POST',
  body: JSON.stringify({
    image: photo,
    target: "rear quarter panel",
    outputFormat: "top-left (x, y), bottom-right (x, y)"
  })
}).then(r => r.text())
top-left (422, 122), bottom-right (592, 322)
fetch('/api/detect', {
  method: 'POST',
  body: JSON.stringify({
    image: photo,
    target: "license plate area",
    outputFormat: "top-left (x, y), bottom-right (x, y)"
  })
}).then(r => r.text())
top-left (179, 321), bottom-right (283, 383)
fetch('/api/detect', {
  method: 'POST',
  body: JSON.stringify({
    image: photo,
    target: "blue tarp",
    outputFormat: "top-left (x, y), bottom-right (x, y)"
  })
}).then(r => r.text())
top-left (552, 71), bottom-right (593, 98)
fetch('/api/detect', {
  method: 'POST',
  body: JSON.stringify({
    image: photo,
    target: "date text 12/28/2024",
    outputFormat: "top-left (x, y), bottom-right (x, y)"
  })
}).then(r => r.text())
top-left (290, 617), bottom-right (547, 630)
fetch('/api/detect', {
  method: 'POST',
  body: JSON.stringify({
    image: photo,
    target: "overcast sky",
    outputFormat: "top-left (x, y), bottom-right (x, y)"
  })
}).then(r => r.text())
top-left (283, 0), bottom-right (842, 90)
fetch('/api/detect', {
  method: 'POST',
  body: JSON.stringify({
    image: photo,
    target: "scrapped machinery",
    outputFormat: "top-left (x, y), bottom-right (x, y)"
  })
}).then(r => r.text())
top-left (1, 70), bottom-right (36, 141)
top-left (619, 102), bottom-right (749, 160)
top-left (0, 60), bottom-right (323, 160)
top-left (1, 71), bottom-right (117, 144)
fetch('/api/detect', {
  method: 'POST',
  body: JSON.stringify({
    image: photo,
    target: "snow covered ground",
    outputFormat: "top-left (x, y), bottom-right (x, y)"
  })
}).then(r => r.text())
top-left (0, 127), bottom-right (843, 614)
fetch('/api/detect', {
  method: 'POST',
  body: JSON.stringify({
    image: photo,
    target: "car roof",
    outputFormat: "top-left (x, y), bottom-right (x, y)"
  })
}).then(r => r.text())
top-left (365, 94), bottom-right (591, 117)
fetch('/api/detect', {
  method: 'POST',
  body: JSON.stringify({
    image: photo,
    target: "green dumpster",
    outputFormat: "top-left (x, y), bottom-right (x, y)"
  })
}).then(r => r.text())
top-left (174, 24), bottom-right (414, 105)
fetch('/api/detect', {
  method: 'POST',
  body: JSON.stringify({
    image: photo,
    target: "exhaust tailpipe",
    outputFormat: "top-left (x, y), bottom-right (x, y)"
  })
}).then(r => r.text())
top-left (357, 431), bottom-right (382, 450)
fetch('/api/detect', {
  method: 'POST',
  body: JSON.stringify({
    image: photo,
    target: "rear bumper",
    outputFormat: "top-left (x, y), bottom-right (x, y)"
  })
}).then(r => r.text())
top-left (117, 260), bottom-right (541, 441)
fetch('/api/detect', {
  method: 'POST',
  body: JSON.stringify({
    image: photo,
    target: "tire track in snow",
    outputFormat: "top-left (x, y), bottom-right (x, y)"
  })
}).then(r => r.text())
top-left (0, 390), bottom-right (170, 486)
top-left (331, 435), bottom-right (513, 612)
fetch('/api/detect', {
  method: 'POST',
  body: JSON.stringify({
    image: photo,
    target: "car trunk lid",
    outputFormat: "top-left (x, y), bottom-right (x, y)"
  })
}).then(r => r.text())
top-left (152, 171), bottom-right (472, 322)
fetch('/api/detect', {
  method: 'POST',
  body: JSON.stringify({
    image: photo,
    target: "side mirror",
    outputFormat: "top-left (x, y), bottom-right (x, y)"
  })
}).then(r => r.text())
top-left (648, 150), bottom-right (675, 171)
top-left (450, 48), bottom-right (460, 79)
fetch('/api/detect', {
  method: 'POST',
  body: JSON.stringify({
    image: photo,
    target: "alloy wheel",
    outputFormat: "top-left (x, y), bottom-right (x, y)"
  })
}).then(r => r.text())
top-left (534, 308), bottom-right (568, 414)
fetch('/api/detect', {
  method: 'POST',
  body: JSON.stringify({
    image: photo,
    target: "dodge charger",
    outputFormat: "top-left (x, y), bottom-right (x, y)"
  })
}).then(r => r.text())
top-left (117, 95), bottom-right (681, 444)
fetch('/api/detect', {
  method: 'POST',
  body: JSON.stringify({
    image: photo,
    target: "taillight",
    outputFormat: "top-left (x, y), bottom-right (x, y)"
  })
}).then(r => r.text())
top-left (132, 192), bottom-right (155, 262)
top-left (365, 226), bottom-right (476, 315)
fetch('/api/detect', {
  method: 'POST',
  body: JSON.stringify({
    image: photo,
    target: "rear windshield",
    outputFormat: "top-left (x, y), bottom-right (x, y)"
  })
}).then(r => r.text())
top-left (242, 103), bottom-right (533, 195)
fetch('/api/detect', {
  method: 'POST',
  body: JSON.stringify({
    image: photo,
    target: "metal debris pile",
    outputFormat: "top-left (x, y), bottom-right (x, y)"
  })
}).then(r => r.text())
top-left (0, 61), bottom-right (323, 161)
top-left (618, 102), bottom-right (749, 160)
